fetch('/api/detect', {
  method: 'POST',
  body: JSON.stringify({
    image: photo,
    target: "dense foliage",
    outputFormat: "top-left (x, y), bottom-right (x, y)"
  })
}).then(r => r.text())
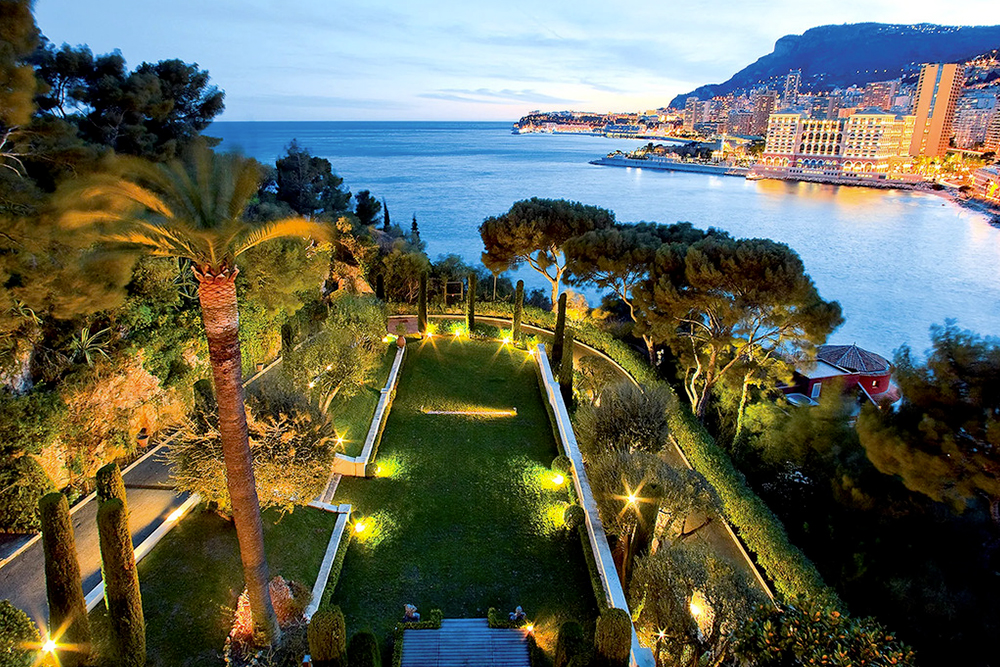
top-left (0, 600), bottom-right (39, 667)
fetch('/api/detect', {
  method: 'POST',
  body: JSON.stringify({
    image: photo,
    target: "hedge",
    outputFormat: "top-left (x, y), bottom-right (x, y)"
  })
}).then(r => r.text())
top-left (0, 600), bottom-right (39, 667)
top-left (666, 404), bottom-right (839, 606)
top-left (308, 606), bottom-right (346, 666)
top-left (594, 608), bottom-right (631, 667)
top-left (318, 531), bottom-right (353, 611)
top-left (347, 631), bottom-right (381, 667)
top-left (0, 456), bottom-right (53, 533)
top-left (390, 609), bottom-right (442, 667)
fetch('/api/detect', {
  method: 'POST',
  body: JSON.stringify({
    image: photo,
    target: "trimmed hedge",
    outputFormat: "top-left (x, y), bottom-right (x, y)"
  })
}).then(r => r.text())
top-left (391, 609), bottom-right (442, 667)
top-left (487, 607), bottom-right (526, 629)
top-left (594, 608), bottom-right (631, 667)
top-left (666, 404), bottom-right (839, 605)
top-left (0, 600), bottom-right (40, 667)
top-left (318, 531), bottom-right (353, 611)
top-left (347, 631), bottom-right (381, 667)
top-left (563, 504), bottom-right (585, 531)
top-left (97, 498), bottom-right (145, 667)
top-left (554, 620), bottom-right (585, 667)
top-left (308, 606), bottom-right (347, 666)
top-left (96, 463), bottom-right (126, 504)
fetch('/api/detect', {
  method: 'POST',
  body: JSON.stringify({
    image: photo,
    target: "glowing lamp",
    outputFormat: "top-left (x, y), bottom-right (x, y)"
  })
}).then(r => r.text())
top-left (552, 473), bottom-right (565, 486)
top-left (525, 624), bottom-right (534, 633)
top-left (627, 493), bottom-right (638, 505)
top-left (426, 332), bottom-right (434, 338)
top-left (355, 522), bottom-right (367, 534)
top-left (689, 601), bottom-right (704, 617)
top-left (502, 336), bottom-right (511, 345)
top-left (167, 508), bottom-right (185, 522)
top-left (527, 348), bottom-right (535, 356)
top-left (336, 436), bottom-right (345, 446)
top-left (42, 639), bottom-right (56, 653)
top-left (308, 381), bottom-right (315, 388)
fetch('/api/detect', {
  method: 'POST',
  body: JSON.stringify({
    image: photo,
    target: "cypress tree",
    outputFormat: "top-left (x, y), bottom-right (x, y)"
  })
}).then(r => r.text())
top-left (39, 492), bottom-right (90, 667)
top-left (96, 463), bottom-right (126, 504)
top-left (467, 272), bottom-right (477, 332)
top-left (594, 608), bottom-right (631, 667)
top-left (554, 620), bottom-right (584, 667)
top-left (280, 321), bottom-right (295, 357)
top-left (559, 327), bottom-right (575, 406)
top-left (98, 498), bottom-right (145, 667)
top-left (375, 273), bottom-right (385, 300)
top-left (551, 292), bottom-right (567, 368)
top-left (418, 272), bottom-right (428, 334)
top-left (382, 199), bottom-right (390, 232)
top-left (512, 280), bottom-right (524, 344)
top-left (347, 630), bottom-right (382, 667)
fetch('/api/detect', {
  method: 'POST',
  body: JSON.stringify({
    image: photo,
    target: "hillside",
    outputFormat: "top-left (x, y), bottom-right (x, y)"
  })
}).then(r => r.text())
top-left (670, 23), bottom-right (1000, 107)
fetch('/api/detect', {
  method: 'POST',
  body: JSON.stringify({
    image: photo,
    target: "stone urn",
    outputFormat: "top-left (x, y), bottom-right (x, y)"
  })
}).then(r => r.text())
top-left (136, 428), bottom-right (150, 448)
top-left (256, 362), bottom-right (265, 372)
top-left (396, 335), bottom-right (406, 349)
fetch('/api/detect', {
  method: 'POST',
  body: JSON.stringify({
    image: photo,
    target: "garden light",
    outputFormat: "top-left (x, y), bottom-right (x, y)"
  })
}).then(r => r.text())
top-left (42, 639), bottom-right (56, 653)
top-left (551, 473), bottom-right (565, 486)
top-left (167, 507), bottom-right (185, 522)
top-left (502, 336), bottom-right (511, 345)
top-left (525, 624), bottom-right (534, 634)
top-left (355, 521), bottom-right (367, 534)
top-left (627, 493), bottom-right (638, 505)
top-left (689, 600), bottom-right (704, 618)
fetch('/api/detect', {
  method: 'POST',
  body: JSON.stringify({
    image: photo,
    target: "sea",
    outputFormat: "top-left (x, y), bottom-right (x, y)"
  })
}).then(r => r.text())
top-left (209, 120), bottom-right (1000, 359)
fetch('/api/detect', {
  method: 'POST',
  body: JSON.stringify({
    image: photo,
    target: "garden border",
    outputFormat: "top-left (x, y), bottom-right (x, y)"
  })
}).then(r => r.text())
top-left (329, 343), bottom-right (407, 478)
top-left (534, 343), bottom-right (655, 667)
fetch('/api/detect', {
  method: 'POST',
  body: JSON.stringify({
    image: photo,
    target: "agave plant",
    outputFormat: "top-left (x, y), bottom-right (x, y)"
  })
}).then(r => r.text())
top-left (69, 326), bottom-right (111, 366)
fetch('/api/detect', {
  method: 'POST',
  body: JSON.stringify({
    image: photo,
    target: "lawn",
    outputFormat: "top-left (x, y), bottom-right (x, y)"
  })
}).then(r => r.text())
top-left (90, 506), bottom-right (336, 667)
top-left (326, 345), bottom-right (398, 457)
top-left (328, 337), bottom-right (598, 653)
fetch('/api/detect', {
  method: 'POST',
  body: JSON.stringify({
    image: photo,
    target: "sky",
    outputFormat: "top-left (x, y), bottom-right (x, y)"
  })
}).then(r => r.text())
top-left (32, 0), bottom-right (1000, 121)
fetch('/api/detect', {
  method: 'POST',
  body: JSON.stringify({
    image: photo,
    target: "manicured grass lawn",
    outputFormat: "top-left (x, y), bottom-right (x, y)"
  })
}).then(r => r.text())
top-left (329, 337), bottom-right (598, 650)
top-left (90, 506), bottom-right (336, 667)
top-left (327, 345), bottom-right (398, 457)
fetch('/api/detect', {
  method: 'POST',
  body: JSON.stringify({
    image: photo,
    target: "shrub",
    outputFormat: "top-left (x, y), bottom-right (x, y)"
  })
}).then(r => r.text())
top-left (555, 620), bottom-right (585, 667)
top-left (364, 462), bottom-right (379, 478)
top-left (347, 631), bottom-right (381, 667)
top-left (0, 456), bottom-right (53, 533)
top-left (0, 600), bottom-right (40, 667)
top-left (39, 493), bottom-right (90, 667)
top-left (575, 382), bottom-right (673, 457)
top-left (563, 504), bottom-right (585, 531)
top-left (0, 390), bottom-right (66, 457)
top-left (97, 499), bottom-right (144, 667)
top-left (594, 608), bottom-right (631, 667)
top-left (308, 606), bottom-right (346, 667)
top-left (551, 455), bottom-right (571, 475)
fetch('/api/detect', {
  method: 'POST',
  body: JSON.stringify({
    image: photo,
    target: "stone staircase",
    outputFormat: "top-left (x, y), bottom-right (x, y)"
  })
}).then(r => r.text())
top-left (400, 618), bottom-right (530, 667)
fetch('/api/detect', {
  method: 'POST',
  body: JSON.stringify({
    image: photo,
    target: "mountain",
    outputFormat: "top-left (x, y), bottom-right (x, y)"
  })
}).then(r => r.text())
top-left (669, 23), bottom-right (1000, 107)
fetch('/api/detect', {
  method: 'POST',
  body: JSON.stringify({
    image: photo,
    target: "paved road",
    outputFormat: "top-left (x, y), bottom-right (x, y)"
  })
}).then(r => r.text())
top-left (0, 445), bottom-right (187, 622)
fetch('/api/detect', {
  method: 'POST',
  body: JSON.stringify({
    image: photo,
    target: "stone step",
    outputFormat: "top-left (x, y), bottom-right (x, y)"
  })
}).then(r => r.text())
top-left (400, 618), bottom-right (530, 667)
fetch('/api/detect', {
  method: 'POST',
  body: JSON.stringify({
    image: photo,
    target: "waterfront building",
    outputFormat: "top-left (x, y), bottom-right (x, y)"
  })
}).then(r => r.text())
top-left (909, 63), bottom-right (966, 157)
top-left (783, 69), bottom-right (801, 107)
top-left (781, 344), bottom-right (896, 405)
top-left (756, 108), bottom-right (917, 181)
top-left (972, 165), bottom-right (1000, 203)
top-left (952, 91), bottom-right (998, 149)
top-left (683, 97), bottom-right (704, 131)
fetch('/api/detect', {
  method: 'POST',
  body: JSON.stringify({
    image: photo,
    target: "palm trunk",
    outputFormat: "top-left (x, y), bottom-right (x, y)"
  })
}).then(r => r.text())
top-left (196, 266), bottom-right (279, 644)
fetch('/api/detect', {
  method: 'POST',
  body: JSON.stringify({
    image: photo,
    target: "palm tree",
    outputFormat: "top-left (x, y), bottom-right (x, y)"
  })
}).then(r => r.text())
top-left (61, 144), bottom-right (330, 643)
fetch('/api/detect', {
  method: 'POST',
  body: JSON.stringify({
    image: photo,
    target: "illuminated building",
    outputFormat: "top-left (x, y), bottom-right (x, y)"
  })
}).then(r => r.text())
top-left (971, 165), bottom-right (1000, 203)
top-left (861, 79), bottom-right (900, 110)
top-left (782, 69), bottom-right (801, 107)
top-left (985, 111), bottom-right (1000, 151)
top-left (909, 63), bottom-right (965, 157)
top-left (952, 92), bottom-right (997, 149)
top-left (750, 91), bottom-right (778, 135)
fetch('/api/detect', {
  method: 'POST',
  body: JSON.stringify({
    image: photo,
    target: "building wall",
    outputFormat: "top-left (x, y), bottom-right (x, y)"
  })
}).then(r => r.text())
top-left (973, 166), bottom-right (1000, 203)
top-left (909, 63), bottom-right (965, 157)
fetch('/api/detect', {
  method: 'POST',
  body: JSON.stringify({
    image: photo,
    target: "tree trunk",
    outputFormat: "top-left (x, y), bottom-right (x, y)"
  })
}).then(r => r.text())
top-left (196, 266), bottom-right (279, 644)
top-left (644, 335), bottom-right (656, 366)
top-left (734, 371), bottom-right (752, 441)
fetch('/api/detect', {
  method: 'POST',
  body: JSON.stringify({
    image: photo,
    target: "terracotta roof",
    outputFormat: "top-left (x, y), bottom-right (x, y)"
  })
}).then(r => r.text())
top-left (816, 344), bottom-right (890, 375)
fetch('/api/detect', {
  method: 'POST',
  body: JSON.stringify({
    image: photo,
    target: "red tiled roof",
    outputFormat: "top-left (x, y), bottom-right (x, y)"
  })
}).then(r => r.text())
top-left (817, 344), bottom-right (890, 375)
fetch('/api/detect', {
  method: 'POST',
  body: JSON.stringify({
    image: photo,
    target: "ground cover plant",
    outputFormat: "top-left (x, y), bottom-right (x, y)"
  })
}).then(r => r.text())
top-left (328, 337), bottom-right (598, 657)
top-left (89, 507), bottom-right (335, 667)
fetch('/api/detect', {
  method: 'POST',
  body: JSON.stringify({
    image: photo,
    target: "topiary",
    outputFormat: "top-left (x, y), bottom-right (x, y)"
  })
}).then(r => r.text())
top-left (95, 463), bottom-right (126, 504)
top-left (346, 630), bottom-right (381, 667)
top-left (554, 620), bottom-right (585, 667)
top-left (97, 499), bottom-right (144, 667)
top-left (551, 455), bottom-right (572, 475)
top-left (512, 280), bottom-right (524, 344)
top-left (563, 504), bottom-right (585, 531)
top-left (594, 608), bottom-right (631, 667)
top-left (308, 606), bottom-right (346, 667)
top-left (0, 600), bottom-right (40, 667)
top-left (39, 493), bottom-right (90, 667)
top-left (0, 456), bottom-right (54, 533)
top-left (364, 462), bottom-right (379, 478)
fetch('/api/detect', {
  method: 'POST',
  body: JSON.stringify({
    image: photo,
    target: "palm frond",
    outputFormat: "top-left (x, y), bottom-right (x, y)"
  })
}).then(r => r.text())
top-left (231, 218), bottom-right (332, 258)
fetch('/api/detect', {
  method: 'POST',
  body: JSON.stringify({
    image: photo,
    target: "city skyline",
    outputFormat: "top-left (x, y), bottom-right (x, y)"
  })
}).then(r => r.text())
top-left (32, 0), bottom-right (1000, 121)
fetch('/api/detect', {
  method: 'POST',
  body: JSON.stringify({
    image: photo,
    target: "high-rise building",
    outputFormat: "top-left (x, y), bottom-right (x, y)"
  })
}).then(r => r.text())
top-left (727, 110), bottom-right (754, 135)
top-left (683, 97), bottom-right (704, 131)
top-left (783, 70), bottom-right (801, 107)
top-left (952, 92), bottom-right (997, 149)
top-left (861, 80), bottom-right (901, 110)
top-left (750, 91), bottom-right (778, 135)
top-left (909, 63), bottom-right (965, 157)
top-left (985, 111), bottom-right (1000, 152)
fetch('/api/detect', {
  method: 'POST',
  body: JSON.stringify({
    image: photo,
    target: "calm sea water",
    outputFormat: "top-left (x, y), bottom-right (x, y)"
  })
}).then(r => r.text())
top-left (210, 121), bottom-right (1000, 359)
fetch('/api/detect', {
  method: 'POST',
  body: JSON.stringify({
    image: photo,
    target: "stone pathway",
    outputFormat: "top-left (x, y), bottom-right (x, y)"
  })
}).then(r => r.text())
top-left (400, 618), bottom-right (530, 667)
